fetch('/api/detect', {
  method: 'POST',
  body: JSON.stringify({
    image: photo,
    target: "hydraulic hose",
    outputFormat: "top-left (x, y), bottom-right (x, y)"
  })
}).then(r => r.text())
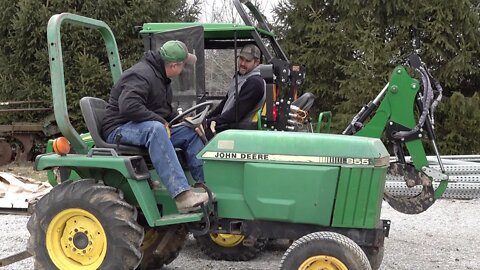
top-left (425, 68), bottom-right (443, 125)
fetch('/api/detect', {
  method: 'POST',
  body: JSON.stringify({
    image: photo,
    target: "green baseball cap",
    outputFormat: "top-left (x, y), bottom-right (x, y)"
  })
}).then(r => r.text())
top-left (159, 40), bottom-right (197, 64)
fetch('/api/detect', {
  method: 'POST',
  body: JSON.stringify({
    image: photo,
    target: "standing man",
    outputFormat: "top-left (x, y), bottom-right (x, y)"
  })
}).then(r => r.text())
top-left (102, 40), bottom-right (208, 213)
top-left (206, 44), bottom-right (266, 135)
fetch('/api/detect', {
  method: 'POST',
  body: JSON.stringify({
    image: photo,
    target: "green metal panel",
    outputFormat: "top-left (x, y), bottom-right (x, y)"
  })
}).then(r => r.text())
top-left (127, 178), bottom-right (161, 227)
top-left (243, 163), bottom-right (338, 225)
top-left (202, 160), bottom-right (339, 225)
top-left (141, 23), bottom-right (275, 39)
top-left (200, 130), bottom-right (389, 226)
top-left (47, 13), bottom-right (122, 154)
top-left (332, 167), bottom-right (387, 228)
top-left (203, 160), bottom-right (254, 219)
top-left (36, 153), bottom-right (141, 181)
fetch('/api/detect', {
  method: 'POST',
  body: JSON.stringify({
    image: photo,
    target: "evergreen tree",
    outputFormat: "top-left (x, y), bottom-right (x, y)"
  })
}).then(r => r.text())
top-left (436, 92), bottom-right (480, 154)
top-left (0, 0), bottom-right (200, 128)
top-left (275, 0), bottom-right (480, 154)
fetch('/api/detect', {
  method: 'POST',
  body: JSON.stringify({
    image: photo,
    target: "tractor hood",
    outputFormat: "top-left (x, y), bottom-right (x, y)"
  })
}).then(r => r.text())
top-left (199, 130), bottom-right (389, 168)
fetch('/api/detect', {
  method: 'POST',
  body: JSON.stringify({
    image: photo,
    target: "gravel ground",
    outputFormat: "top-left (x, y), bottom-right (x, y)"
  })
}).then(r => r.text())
top-left (0, 199), bottom-right (478, 270)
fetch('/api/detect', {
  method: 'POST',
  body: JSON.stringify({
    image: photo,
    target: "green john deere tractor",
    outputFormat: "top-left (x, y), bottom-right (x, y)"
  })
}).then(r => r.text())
top-left (14, 1), bottom-right (448, 270)
top-left (126, 0), bottom-right (450, 265)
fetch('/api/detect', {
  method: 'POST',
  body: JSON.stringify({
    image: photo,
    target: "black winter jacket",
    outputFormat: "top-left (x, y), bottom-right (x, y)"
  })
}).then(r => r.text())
top-left (102, 51), bottom-right (178, 139)
top-left (206, 75), bottom-right (264, 130)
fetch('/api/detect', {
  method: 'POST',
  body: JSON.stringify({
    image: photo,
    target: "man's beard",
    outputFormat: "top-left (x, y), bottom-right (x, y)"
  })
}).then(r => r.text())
top-left (239, 66), bottom-right (247, 75)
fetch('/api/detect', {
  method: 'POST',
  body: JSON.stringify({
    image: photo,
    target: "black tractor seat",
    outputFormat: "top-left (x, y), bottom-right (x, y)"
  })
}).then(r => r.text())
top-left (79, 97), bottom-right (149, 155)
top-left (291, 92), bottom-right (315, 111)
top-left (79, 97), bottom-right (188, 167)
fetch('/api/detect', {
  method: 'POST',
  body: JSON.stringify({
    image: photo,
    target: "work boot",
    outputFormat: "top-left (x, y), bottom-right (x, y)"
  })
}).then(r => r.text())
top-left (191, 182), bottom-right (217, 200)
top-left (175, 190), bottom-right (209, 214)
top-left (192, 181), bottom-right (205, 188)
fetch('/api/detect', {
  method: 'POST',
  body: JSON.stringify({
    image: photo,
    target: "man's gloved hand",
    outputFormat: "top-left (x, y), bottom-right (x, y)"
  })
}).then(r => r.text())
top-left (204, 118), bottom-right (216, 141)
top-left (205, 118), bottom-right (215, 132)
top-left (209, 120), bottom-right (217, 134)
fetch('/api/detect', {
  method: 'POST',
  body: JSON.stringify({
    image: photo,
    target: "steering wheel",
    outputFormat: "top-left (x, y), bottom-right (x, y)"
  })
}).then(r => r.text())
top-left (169, 101), bottom-right (215, 128)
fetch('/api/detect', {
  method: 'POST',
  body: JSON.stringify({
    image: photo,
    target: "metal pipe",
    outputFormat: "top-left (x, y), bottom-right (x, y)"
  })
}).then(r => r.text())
top-left (0, 250), bottom-right (32, 267)
top-left (0, 108), bottom-right (52, 112)
top-left (426, 158), bottom-right (480, 166)
top-left (234, 29), bottom-right (239, 125)
top-left (372, 83), bottom-right (390, 105)
top-left (0, 100), bottom-right (49, 105)
top-left (435, 155), bottom-right (480, 162)
top-left (430, 138), bottom-right (445, 172)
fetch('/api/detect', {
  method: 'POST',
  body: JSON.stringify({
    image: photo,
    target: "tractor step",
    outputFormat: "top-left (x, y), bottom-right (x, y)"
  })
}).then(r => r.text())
top-left (154, 212), bottom-right (204, 226)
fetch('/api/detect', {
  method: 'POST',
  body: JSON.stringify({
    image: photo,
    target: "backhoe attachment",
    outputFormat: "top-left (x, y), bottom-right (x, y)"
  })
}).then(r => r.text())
top-left (344, 54), bottom-right (448, 214)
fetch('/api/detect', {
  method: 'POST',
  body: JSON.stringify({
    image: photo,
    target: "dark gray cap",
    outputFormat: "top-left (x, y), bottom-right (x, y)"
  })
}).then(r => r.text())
top-left (238, 44), bottom-right (261, 60)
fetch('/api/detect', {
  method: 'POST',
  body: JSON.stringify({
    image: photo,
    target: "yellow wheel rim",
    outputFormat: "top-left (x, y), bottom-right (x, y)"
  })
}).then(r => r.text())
top-left (298, 255), bottom-right (348, 270)
top-left (209, 233), bottom-right (245, 248)
top-left (46, 208), bottom-right (107, 270)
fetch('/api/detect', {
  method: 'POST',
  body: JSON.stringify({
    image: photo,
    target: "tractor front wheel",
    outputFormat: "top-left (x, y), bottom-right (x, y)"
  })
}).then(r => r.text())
top-left (280, 232), bottom-right (372, 270)
top-left (27, 179), bottom-right (144, 270)
top-left (195, 233), bottom-right (267, 261)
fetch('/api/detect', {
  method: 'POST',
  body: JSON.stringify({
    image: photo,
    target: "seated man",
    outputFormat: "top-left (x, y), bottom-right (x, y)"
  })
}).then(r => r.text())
top-left (102, 40), bottom-right (208, 213)
top-left (205, 44), bottom-right (266, 136)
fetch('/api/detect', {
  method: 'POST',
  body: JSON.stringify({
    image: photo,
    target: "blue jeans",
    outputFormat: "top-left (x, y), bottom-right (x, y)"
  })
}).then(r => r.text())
top-left (106, 121), bottom-right (205, 197)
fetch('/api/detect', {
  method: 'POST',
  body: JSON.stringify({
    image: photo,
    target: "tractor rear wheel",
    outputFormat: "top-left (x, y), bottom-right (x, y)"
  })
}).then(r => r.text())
top-left (138, 225), bottom-right (187, 269)
top-left (280, 232), bottom-right (372, 270)
top-left (195, 233), bottom-right (267, 261)
top-left (27, 179), bottom-right (144, 270)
